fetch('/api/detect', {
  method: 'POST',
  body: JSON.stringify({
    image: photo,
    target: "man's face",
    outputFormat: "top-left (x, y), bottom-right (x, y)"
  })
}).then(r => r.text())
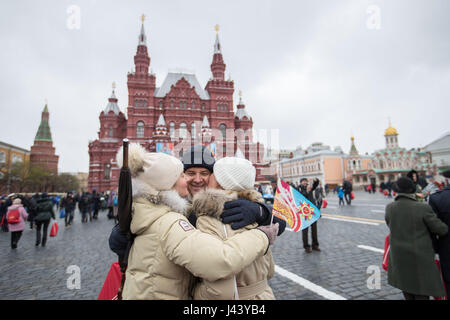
top-left (301, 180), bottom-right (308, 187)
top-left (184, 167), bottom-right (212, 196)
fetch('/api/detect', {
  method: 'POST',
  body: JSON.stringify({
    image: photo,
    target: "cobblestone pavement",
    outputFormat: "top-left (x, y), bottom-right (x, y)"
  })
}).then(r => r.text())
top-left (0, 191), bottom-right (406, 300)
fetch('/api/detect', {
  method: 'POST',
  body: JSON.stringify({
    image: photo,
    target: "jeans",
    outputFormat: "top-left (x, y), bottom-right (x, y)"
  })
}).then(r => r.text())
top-left (11, 231), bottom-right (23, 248)
top-left (35, 220), bottom-right (50, 246)
top-left (302, 221), bottom-right (319, 249)
top-left (344, 192), bottom-right (352, 205)
top-left (65, 210), bottom-right (74, 226)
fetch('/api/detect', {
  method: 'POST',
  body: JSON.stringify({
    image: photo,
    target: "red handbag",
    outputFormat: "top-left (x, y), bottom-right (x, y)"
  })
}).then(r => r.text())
top-left (49, 221), bottom-right (58, 237)
top-left (322, 199), bottom-right (328, 209)
top-left (98, 262), bottom-right (122, 300)
top-left (434, 255), bottom-right (448, 300)
top-left (382, 234), bottom-right (390, 271)
top-left (350, 192), bottom-right (355, 200)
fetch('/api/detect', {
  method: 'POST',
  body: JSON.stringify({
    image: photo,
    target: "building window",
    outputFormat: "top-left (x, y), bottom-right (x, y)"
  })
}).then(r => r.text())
top-left (180, 122), bottom-right (187, 139)
top-left (108, 126), bottom-right (114, 137)
top-left (170, 122), bottom-right (175, 138)
top-left (363, 176), bottom-right (368, 182)
top-left (219, 124), bottom-right (226, 138)
top-left (104, 164), bottom-right (111, 180)
top-left (191, 100), bottom-right (195, 109)
top-left (0, 151), bottom-right (5, 164)
top-left (12, 154), bottom-right (22, 163)
top-left (191, 122), bottom-right (196, 139)
top-left (201, 103), bottom-right (206, 111)
top-left (136, 121), bottom-right (145, 138)
top-left (159, 101), bottom-right (164, 109)
top-left (170, 100), bottom-right (174, 108)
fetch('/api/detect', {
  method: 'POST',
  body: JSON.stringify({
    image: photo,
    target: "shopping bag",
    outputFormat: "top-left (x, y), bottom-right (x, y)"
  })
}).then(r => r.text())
top-left (97, 262), bottom-right (122, 300)
top-left (382, 234), bottom-right (390, 271)
top-left (350, 192), bottom-right (355, 200)
top-left (49, 221), bottom-right (59, 237)
top-left (59, 208), bottom-right (66, 219)
top-left (322, 199), bottom-right (328, 209)
top-left (434, 255), bottom-right (448, 300)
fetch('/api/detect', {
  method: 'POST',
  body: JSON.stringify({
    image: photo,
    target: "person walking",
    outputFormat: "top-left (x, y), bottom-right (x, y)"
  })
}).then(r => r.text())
top-left (106, 191), bottom-right (115, 220)
top-left (338, 185), bottom-right (345, 206)
top-left (91, 190), bottom-right (101, 220)
top-left (314, 181), bottom-right (325, 210)
top-left (6, 198), bottom-right (28, 249)
top-left (62, 192), bottom-right (76, 227)
top-left (343, 180), bottom-right (353, 205)
top-left (299, 178), bottom-right (320, 253)
top-left (78, 193), bottom-right (90, 223)
top-left (429, 170), bottom-right (450, 297)
top-left (34, 193), bottom-right (55, 247)
top-left (386, 177), bottom-right (448, 300)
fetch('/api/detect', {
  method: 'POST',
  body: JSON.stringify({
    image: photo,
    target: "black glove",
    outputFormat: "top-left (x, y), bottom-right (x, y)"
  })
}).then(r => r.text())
top-left (221, 199), bottom-right (268, 230)
top-left (109, 224), bottom-right (129, 256)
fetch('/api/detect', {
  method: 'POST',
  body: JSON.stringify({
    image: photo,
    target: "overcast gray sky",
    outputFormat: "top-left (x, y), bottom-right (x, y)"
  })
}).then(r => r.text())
top-left (1, 0), bottom-right (449, 173)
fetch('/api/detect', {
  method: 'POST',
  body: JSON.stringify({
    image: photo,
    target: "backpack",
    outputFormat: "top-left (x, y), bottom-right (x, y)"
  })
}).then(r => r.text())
top-left (7, 209), bottom-right (21, 224)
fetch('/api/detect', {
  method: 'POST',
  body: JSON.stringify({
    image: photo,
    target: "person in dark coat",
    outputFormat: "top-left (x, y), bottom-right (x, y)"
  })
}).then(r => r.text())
top-left (299, 178), bottom-right (320, 253)
top-left (62, 192), bottom-right (76, 227)
top-left (342, 180), bottom-right (353, 205)
top-left (91, 190), bottom-right (101, 220)
top-left (78, 193), bottom-right (90, 223)
top-left (429, 169), bottom-right (450, 296)
top-left (34, 193), bottom-right (55, 247)
top-left (407, 169), bottom-right (426, 202)
top-left (386, 177), bottom-right (448, 300)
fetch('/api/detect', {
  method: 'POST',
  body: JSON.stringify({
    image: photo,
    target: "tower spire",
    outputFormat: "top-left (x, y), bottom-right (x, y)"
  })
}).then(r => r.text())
top-left (210, 24), bottom-right (226, 80)
top-left (139, 14), bottom-right (147, 45)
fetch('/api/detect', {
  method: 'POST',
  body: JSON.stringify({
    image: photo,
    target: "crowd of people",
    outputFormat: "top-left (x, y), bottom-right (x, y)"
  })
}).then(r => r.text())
top-left (384, 169), bottom-right (450, 300)
top-left (0, 189), bottom-right (119, 249)
top-left (1, 141), bottom-right (449, 301)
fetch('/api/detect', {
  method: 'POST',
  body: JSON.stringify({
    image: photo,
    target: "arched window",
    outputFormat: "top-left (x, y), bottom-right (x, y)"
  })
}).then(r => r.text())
top-left (0, 151), bottom-right (5, 164)
top-left (159, 101), bottom-right (164, 109)
top-left (104, 164), bottom-right (111, 180)
top-left (191, 100), bottom-right (195, 109)
top-left (219, 123), bottom-right (227, 138)
top-left (180, 122), bottom-right (187, 139)
top-left (191, 122), bottom-right (196, 139)
top-left (136, 121), bottom-right (145, 138)
top-left (169, 122), bottom-right (175, 138)
top-left (201, 103), bottom-right (206, 111)
top-left (108, 126), bottom-right (114, 137)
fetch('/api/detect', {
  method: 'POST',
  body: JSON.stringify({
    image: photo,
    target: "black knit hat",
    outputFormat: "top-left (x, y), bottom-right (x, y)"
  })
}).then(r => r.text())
top-left (393, 177), bottom-right (416, 194)
top-left (182, 145), bottom-right (215, 173)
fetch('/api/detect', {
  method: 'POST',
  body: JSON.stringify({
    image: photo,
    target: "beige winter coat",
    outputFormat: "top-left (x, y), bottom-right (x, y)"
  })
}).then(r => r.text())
top-left (192, 188), bottom-right (276, 300)
top-left (122, 190), bottom-right (270, 300)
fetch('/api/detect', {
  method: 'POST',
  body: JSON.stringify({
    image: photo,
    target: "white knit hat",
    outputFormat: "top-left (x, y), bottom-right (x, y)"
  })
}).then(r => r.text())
top-left (117, 143), bottom-right (183, 196)
top-left (213, 157), bottom-right (256, 191)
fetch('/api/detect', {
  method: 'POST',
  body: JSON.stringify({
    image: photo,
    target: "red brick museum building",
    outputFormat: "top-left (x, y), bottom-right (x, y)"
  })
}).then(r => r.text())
top-left (88, 19), bottom-right (267, 192)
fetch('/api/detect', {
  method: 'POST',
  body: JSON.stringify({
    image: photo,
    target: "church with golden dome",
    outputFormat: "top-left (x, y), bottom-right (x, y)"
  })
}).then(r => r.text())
top-left (365, 121), bottom-right (436, 186)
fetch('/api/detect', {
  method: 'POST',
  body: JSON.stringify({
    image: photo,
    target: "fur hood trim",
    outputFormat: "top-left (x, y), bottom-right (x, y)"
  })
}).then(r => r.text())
top-left (192, 188), bottom-right (264, 219)
top-left (133, 178), bottom-right (189, 215)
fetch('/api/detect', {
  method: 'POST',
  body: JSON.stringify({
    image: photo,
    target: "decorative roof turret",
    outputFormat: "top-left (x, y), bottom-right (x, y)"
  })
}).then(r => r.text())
top-left (104, 82), bottom-right (121, 115)
top-left (34, 101), bottom-right (53, 142)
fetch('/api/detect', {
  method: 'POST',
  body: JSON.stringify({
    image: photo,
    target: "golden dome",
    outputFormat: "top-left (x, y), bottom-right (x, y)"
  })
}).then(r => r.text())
top-left (384, 126), bottom-right (398, 136)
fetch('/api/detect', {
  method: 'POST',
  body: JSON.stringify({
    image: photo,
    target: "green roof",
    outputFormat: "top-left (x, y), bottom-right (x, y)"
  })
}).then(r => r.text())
top-left (34, 105), bottom-right (52, 142)
top-left (34, 121), bottom-right (52, 142)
